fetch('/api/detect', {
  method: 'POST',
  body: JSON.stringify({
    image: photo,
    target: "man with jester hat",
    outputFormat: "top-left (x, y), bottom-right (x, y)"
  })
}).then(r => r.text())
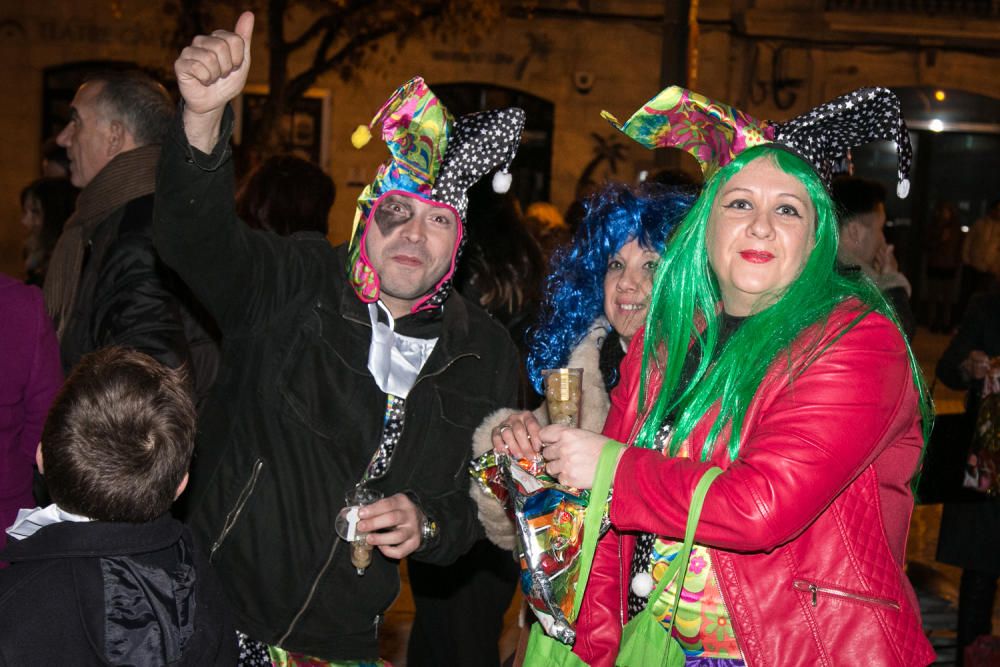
top-left (155, 13), bottom-right (524, 664)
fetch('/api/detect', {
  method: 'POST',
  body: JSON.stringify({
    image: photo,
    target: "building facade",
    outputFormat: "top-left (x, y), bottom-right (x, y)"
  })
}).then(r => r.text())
top-left (1, 0), bottom-right (998, 279)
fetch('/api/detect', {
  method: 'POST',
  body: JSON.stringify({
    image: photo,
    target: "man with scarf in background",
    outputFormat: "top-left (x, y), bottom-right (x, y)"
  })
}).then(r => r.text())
top-left (44, 70), bottom-right (217, 401)
top-left (155, 13), bottom-right (522, 665)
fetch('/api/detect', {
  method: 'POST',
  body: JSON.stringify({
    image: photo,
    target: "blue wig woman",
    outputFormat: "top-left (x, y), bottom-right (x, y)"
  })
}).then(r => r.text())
top-left (472, 180), bottom-right (693, 551)
top-left (526, 182), bottom-right (694, 395)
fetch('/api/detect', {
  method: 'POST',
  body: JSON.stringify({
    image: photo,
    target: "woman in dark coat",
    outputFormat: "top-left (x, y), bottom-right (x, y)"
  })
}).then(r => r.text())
top-left (935, 289), bottom-right (1000, 663)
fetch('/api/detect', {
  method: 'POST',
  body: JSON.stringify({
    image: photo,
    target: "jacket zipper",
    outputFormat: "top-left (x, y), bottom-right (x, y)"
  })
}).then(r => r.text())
top-left (618, 539), bottom-right (626, 626)
top-left (710, 552), bottom-right (746, 661)
top-left (277, 529), bottom-right (343, 646)
top-left (278, 352), bottom-right (477, 643)
top-left (210, 458), bottom-right (264, 560)
top-left (792, 579), bottom-right (901, 610)
top-left (618, 395), bottom-right (651, 626)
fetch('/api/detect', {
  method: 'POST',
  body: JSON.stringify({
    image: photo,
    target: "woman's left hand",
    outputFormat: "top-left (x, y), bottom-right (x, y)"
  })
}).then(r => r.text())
top-left (539, 424), bottom-right (622, 489)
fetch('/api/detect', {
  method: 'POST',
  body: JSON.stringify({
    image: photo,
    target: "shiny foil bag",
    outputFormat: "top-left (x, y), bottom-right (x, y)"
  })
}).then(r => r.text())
top-left (470, 450), bottom-right (592, 643)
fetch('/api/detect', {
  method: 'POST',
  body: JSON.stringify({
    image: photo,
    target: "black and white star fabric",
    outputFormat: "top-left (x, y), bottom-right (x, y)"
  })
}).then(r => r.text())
top-left (364, 395), bottom-right (407, 482)
top-left (772, 87), bottom-right (913, 198)
top-left (431, 107), bottom-right (526, 218)
top-left (414, 107), bottom-right (524, 311)
top-left (627, 420), bottom-right (673, 619)
top-left (235, 630), bottom-right (270, 666)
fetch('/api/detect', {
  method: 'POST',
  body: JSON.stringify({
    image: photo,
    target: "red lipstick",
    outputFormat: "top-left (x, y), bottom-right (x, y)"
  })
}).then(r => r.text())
top-left (739, 250), bottom-right (774, 264)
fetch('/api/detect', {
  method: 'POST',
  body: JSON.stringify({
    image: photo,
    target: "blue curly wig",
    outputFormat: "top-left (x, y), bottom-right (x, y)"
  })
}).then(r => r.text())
top-left (526, 182), bottom-right (694, 392)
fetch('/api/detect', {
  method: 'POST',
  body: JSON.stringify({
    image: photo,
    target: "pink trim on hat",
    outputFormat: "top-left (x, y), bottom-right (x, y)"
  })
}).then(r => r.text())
top-left (357, 189), bottom-right (464, 314)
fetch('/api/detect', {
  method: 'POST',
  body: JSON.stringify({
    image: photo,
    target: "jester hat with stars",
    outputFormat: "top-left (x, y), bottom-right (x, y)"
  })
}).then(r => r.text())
top-left (602, 85), bottom-right (912, 198)
top-left (347, 76), bottom-right (525, 313)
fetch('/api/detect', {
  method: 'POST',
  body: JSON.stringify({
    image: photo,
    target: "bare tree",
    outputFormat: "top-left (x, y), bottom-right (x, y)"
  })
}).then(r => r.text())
top-left (168, 0), bottom-right (501, 152)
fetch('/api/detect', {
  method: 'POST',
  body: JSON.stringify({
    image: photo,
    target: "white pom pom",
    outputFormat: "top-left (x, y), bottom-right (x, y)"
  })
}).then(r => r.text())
top-left (630, 572), bottom-right (655, 598)
top-left (897, 178), bottom-right (910, 199)
top-left (492, 170), bottom-right (512, 193)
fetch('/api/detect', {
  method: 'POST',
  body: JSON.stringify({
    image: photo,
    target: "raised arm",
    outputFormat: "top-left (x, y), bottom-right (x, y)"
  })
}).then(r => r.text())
top-left (176, 12), bottom-right (254, 154)
top-left (154, 12), bottom-right (318, 331)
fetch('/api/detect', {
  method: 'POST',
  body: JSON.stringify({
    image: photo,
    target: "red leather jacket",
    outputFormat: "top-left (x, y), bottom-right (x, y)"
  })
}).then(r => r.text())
top-left (573, 302), bottom-right (934, 667)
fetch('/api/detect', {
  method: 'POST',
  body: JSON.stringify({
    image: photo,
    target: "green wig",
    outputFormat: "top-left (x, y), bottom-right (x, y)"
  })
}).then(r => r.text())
top-left (636, 145), bottom-right (932, 465)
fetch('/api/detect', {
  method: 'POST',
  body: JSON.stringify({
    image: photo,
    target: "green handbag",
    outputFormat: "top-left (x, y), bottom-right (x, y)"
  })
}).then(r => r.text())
top-left (522, 440), bottom-right (624, 667)
top-left (615, 466), bottom-right (723, 667)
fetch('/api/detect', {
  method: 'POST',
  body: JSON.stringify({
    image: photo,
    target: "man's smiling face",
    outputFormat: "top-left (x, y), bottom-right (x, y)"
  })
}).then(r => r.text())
top-left (363, 192), bottom-right (460, 317)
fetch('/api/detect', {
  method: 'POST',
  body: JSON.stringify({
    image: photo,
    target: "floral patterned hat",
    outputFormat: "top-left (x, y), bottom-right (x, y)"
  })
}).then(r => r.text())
top-left (602, 85), bottom-right (912, 198)
top-left (348, 76), bottom-right (525, 313)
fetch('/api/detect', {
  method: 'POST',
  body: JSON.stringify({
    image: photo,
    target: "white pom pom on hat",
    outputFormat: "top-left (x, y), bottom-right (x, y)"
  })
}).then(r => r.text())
top-left (492, 170), bottom-right (512, 193)
top-left (897, 178), bottom-right (910, 199)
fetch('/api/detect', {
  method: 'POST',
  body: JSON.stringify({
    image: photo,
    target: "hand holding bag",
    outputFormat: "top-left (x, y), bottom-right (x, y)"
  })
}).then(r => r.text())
top-left (615, 467), bottom-right (724, 667)
top-left (522, 440), bottom-right (624, 667)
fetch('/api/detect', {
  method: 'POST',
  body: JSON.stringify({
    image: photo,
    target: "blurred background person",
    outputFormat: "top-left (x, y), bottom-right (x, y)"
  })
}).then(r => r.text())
top-left (922, 200), bottom-right (964, 332)
top-left (833, 176), bottom-right (916, 339)
top-left (44, 70), bottom-right (219, 408)
top-left (935, 292), bottom-right (1000, 665)
top-left (0, 273), bottom-right (62, 560)
top-left (235, 153), bottom-right (335, 238)
top-left (522, 201), bottom-right (571, 264)
top-left (456, 181), bottom-right (546, 400)
top-left (960, 199), bottom-right (1000, 318)
top-left (20, 178), bottom-right (77, 287)
top-left (40, 138), bottom-right (71, 180)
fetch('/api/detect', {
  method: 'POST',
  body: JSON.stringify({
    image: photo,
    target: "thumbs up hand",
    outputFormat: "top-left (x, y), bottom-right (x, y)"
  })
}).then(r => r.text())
top-left (175, 11), bottom-right (254, 152)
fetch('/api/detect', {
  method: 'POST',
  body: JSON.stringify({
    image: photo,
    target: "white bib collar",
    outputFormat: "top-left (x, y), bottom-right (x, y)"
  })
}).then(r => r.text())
top-left (367, 302), bottom-right (438, 398)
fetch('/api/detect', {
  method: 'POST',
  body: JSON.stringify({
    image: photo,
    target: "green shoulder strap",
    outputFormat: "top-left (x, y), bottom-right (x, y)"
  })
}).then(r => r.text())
top-left (569, 439), bottom-right (625, 623)
top-left (643, 466), bottom-right (724, 611)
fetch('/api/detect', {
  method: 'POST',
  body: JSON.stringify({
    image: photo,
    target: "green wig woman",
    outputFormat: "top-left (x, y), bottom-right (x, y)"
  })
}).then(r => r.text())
top-left (635, 145), bottom-right (933, 463)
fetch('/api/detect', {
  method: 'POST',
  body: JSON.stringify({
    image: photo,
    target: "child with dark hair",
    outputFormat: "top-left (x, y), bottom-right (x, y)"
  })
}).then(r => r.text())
top-left (0, 347), bottom-right (236, 665)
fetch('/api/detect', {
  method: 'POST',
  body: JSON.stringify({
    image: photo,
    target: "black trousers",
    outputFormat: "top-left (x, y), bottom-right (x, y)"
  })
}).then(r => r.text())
top-left (957, 568), bottom-right (999, 666)
top-left (406, 539), bottom-right (519, 667)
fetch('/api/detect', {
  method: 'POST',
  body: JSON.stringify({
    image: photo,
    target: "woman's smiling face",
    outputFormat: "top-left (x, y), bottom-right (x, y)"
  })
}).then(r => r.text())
top-left (706, 157), bottom-right (816, 316)
top-left (603, 237), bottom-right (661, 344)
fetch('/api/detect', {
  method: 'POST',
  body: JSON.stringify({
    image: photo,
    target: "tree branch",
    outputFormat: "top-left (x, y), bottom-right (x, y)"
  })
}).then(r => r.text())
top-left (312, 19), bottom-right (339, 70)
top-left (287, 15), bottom-right (335, 52)
top-left (289, 6), bottom-right (445, 99)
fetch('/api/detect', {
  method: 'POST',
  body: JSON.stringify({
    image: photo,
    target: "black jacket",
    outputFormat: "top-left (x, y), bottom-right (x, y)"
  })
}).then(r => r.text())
top-left (0, 515), bottom-right (237, 665)
top-left (60, 193), bottom-right (219, 402)
top-left (153, 110), bottom-right (519, 660)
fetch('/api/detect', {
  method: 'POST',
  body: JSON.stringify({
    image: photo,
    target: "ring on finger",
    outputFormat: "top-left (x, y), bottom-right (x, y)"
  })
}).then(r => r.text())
top-left (498, 424), bottom-right (512, 435)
